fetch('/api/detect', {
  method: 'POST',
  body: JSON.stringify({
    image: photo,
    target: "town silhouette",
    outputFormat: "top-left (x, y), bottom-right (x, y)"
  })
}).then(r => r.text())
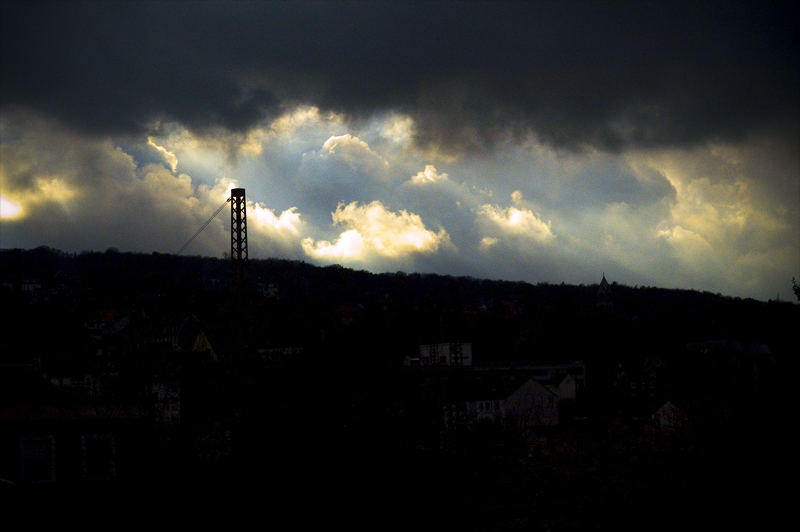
top-left (1, 245), bottom-right (793, 529)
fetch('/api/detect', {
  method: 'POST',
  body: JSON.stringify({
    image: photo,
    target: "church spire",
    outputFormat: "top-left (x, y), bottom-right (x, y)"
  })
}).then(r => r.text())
top-left (597, 272), bottom-right (613, 312)
top-left (598, 273), bottom-right (611, 295)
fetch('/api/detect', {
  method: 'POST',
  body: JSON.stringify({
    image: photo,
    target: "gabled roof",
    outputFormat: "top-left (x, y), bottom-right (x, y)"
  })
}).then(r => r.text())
top-left (192, 331), bottom-right (218, 361)
top-left (443, 371), bottom-right (565, 403)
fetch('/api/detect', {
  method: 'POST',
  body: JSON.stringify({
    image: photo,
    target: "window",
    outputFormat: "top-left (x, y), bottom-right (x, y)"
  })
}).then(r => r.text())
top-left (20, 436), bottom-right (56, 483)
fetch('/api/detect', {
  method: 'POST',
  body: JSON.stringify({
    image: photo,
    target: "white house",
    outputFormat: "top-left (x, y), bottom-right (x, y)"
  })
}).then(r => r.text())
top-left (406, 342), bottom-right (473, 368)
top-left (650, 401), bottom-right (689, 434)
top-left (504, 377), bottom-right (561, 430)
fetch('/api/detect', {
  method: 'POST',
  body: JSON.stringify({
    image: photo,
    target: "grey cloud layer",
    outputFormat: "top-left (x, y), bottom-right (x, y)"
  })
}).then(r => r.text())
top-left (2, 1), bottom-right (798, 152)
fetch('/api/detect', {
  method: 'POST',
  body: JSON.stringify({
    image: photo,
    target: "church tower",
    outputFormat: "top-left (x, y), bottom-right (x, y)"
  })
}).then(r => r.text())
top-left (597, 273), bottom-right (614, 312)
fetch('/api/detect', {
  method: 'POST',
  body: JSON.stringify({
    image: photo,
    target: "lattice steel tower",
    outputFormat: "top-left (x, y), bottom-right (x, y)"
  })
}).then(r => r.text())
top-left (230, 187), bottom-right (248, 301)
top-left (230, 188), bottom-right (248, 263)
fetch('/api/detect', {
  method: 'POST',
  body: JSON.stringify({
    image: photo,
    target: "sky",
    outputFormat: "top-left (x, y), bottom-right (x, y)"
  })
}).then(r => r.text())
top-left (1, 1), bottom-right (798, 301)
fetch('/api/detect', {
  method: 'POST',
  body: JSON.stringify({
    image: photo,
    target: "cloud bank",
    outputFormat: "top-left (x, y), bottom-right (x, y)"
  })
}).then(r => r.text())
top-left (2, 2), bottom-right (797, 153)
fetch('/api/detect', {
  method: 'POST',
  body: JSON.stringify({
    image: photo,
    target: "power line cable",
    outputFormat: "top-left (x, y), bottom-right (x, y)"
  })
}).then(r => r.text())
top-left (176, 198), bottom-right (231, 255)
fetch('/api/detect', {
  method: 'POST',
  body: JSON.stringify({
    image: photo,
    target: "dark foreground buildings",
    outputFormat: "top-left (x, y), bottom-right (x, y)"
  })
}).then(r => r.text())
top-left (0, 248), bottom-right (794, 529)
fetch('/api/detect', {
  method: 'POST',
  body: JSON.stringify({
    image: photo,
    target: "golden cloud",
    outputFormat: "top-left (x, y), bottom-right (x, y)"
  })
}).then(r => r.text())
top-left (320, 134), bottom-right (390, 175)
top-left (409, 164), bottom-right (449, 185)
top-left (478, 194), bottom-right (554, 244)
top-left (147, 137), bottom-right (179, 173)
top-left (302, 200), bottom-right (451, 261)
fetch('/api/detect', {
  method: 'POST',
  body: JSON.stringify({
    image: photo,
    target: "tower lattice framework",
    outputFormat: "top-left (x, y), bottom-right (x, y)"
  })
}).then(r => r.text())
top-left (230, 188), bottom-right (248, 263)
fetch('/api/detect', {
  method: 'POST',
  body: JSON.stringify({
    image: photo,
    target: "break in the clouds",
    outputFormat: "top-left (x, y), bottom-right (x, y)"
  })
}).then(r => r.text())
top-left (0, 111), bottom-right (304, 259)
top-left (1, 2), bottom-right (798, 301)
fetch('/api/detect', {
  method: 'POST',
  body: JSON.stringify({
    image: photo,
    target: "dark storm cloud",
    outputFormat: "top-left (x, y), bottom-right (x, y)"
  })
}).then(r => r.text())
top-left (2, 1), bottom-right (798, 151)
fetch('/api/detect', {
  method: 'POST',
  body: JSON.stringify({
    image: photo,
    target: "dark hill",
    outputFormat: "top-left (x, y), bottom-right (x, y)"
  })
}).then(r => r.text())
top-left (2, 246), bottom-right (796, 365)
